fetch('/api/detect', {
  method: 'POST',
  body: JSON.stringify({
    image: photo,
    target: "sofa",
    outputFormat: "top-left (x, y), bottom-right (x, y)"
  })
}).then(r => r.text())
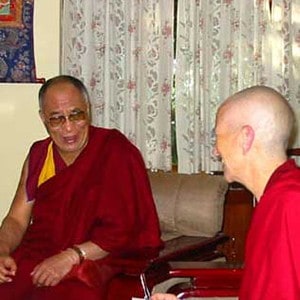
top-left (104, 170), bottom-right (254, 299)
top-left (149, 171), bottom-right (228, 241)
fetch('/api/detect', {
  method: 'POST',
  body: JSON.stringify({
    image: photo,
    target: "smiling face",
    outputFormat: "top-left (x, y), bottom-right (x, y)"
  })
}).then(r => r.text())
top-left (40, 82), bottom-right (90, 164)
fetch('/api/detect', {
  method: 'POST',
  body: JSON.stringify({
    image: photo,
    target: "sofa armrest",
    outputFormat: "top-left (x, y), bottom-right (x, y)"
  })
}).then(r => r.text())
top-left (109, 232), bottom-right (229, 276)
top-left (152, 232), bottom-right (228, 264)
top-left (106, 233), bottom-right (229, 300)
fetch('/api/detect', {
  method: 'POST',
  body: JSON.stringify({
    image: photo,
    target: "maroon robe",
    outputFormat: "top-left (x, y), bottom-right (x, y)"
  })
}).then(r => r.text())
top-left (239, 160), bottom-right (300, 300)
top-left (0, 126), bottom-right (162, 299)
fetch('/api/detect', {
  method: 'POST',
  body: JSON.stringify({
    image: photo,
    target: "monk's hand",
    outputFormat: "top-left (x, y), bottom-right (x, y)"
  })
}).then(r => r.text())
top-left (150, 293), bottom-right (178, 300)
top-left (31, 249), bottom-right (79, 287)
top-left (0, 255), bottom-right (17, 284)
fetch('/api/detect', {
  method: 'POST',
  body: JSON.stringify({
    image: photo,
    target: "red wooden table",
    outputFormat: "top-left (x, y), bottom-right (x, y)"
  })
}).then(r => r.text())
top-left (167, 261), bottom-right (243, 298)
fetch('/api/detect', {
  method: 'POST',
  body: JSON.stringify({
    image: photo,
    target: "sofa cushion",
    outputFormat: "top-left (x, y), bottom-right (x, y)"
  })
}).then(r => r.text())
top-left (148, 172), bottom-right (228, 241)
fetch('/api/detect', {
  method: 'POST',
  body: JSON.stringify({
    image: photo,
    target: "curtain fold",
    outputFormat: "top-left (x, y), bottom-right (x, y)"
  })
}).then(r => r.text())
top-left (175, 0), bottom-right (266, 173)
top-left (61, 0), bottom-right (174, 171)
top-left (262, 0), bottom-right (300, 147)
top-left (175, 0), bottom-right (300, 173)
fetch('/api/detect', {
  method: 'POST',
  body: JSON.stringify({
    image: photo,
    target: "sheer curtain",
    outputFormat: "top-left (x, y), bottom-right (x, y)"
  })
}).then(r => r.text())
top-left (176, 0), bottom-right (264, 173)
top-left (263, 0), bottom-right (300, 146)
top-left (175, 0), bottom-right (300, 173)
top-left (61, 0), bottom-right (174, 171)
top-left (61, 0), bottom-right (300, 173)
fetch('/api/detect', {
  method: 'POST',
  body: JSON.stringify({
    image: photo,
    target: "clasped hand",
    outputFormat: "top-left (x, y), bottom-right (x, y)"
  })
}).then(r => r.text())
top-left (31, 250), bottom-right (76, 287)
top-left (0, 250), bottom-right (76, 287)
top-left (0, 254), bottom-right (17, 283)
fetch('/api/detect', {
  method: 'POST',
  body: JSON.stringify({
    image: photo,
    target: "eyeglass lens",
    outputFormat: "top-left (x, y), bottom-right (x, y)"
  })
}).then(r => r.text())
top-left (48, 110), bottom-right (86, 127)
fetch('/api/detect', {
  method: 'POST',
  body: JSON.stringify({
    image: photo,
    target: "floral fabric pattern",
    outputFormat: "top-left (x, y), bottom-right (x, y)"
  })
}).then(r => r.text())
top-left (176, 0), bottom-right (300, 173)
top-left (61, 0), bottom-right (174, 171)
top-left (62, 0), bottom-right (300, 173)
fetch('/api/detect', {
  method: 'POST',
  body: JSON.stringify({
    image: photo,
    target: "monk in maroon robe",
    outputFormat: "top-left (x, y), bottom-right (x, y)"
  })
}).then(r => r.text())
top-left (152, 86), bottom-right (300, 300)
top-left (0, 75), bottom-right (162, 299)
top-left (214, 86), bottom-right (300, 299)
top-left (239, 159), bottom-right (300, 299)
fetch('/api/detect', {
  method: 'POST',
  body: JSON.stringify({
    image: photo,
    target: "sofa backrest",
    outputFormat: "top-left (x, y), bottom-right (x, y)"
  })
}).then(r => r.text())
top-left (148, 172), bottom-right (228, 241)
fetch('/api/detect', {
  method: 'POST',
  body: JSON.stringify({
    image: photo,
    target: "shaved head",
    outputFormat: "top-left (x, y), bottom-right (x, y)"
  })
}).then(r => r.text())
top-left (217, 86), bottom-right (295, 154)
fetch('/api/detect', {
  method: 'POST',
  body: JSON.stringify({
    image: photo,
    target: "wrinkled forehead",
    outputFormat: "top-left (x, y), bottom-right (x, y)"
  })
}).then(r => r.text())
top-left (42, 83), bottom-right (87, 109)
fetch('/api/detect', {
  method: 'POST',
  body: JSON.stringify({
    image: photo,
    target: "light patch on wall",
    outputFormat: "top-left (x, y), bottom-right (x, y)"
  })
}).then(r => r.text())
top-left (0, 102), bottom-right (15, 115)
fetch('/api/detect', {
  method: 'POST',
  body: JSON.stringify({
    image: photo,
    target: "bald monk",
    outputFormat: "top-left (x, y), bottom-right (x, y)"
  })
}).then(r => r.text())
top-left (0, 75), bottom-right (162, 299)
top-left (152, 86), bottom-right (300, 300)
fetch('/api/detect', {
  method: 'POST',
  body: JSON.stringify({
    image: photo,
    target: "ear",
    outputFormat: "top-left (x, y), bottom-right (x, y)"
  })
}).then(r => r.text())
top-left (39, 110), bottom-right (45, 122)
top-left (241, 125), bottom-right (254, 154)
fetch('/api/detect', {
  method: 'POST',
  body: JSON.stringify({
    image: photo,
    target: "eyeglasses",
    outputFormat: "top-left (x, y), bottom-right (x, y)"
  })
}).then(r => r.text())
top-left (46, 110), bottom-right (87, 128)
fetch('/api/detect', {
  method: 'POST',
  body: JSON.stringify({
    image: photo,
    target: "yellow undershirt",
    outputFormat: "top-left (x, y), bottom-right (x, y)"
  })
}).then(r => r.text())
top-left (37, 141), bottom-right (56, 187)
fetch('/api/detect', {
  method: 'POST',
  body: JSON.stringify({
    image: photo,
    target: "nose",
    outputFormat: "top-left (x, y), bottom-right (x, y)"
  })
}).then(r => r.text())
top-left (213, 145), bottom-right (219, 157)
top-left (212, 146), bottom-right (222, 161)
top-left (62, 118), bottom-right (74, 131)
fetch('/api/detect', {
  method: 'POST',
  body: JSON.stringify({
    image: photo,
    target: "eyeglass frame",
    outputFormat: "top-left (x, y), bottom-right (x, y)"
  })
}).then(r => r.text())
top-left (44, 109), bottom-right (88, 129)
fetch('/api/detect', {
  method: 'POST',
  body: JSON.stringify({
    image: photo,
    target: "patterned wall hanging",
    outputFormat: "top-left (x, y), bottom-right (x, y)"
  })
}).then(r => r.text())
top-left (0, 0), bottom-right (44, 83)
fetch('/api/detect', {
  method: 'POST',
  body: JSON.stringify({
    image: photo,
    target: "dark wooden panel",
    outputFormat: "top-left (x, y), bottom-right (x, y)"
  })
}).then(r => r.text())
top-left (220, 183), bottom-right (254, 263)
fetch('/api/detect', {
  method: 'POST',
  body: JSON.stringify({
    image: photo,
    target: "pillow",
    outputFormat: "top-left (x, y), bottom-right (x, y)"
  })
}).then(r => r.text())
top-left (148, 172), bottom-right (228, 240)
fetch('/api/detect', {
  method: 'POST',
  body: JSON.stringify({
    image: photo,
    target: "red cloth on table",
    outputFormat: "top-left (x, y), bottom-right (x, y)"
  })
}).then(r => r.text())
top-left (0, 126), bottom-right (162, 299)
top-left (239, 159), bottom-right (300, 300)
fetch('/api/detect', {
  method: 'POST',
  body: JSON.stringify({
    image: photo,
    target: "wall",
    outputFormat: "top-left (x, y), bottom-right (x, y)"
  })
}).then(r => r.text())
top-left (0, 0), bottom-right (61, 218)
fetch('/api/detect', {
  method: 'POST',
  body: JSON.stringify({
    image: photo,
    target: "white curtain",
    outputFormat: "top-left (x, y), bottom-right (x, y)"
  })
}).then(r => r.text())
top-left (61, 0), bottom-right (300, 173)
top-left (175, 0), bottom-right (300, 173)
top-left (61, 0), bottom-right (174, 171)
top-left (263, 0), bottom-right (300, 147)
